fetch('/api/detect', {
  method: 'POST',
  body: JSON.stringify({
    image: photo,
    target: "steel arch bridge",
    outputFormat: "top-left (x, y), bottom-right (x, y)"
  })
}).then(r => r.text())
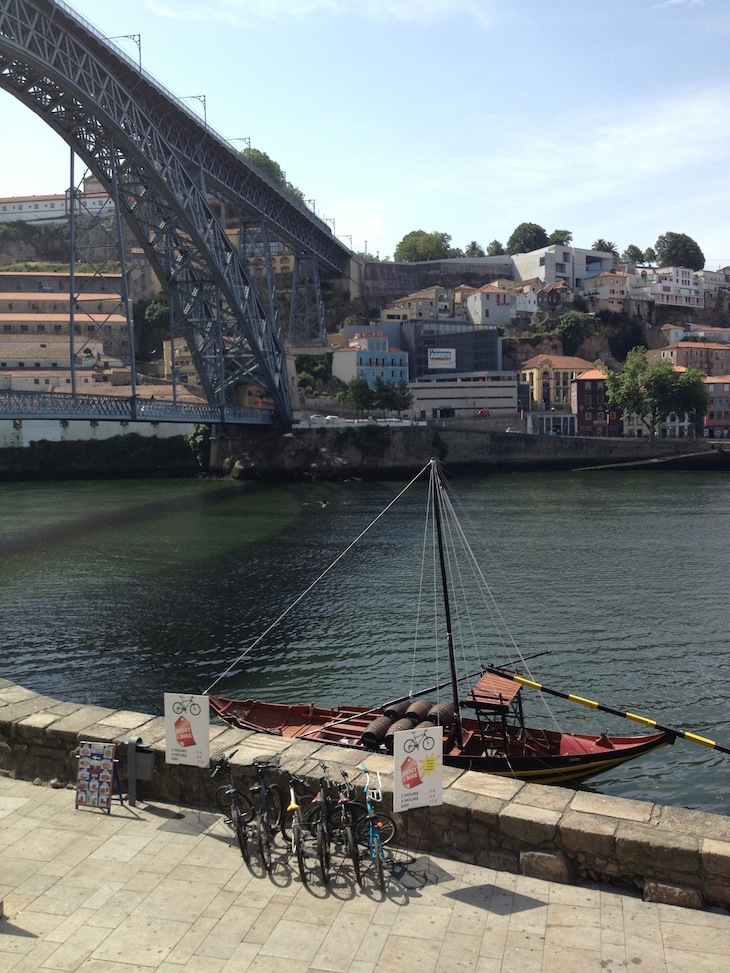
top-left (0, 0), bottom-right (352, 427)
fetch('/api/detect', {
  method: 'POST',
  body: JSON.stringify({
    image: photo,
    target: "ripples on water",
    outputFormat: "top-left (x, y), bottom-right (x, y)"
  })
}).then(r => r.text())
top-left (2, 471), bottom-right (729, 814)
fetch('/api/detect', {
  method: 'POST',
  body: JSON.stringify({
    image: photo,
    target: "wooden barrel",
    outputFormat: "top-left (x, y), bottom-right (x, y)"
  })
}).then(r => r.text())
top-left (428, 702), bottom-right (455, 726)
top-left (383, 716), bottom-right (417, 752)
top-left (361, 715), bottom-right (393, 750)
top-left (404, 699), bottom-right (433, 723)
top-left (383, 700), bottom-right (410, 720)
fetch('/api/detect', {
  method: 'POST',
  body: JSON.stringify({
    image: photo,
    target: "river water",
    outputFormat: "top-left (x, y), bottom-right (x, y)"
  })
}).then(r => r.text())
top-left (2, 469), bottom-right (729, 814)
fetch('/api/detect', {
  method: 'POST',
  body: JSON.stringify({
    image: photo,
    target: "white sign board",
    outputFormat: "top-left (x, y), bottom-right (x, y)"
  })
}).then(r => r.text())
top-left (164, 693), bottom-right (210, 767)
top-left (427, 348), bottom-right (456, 370)
top-left (392, 725), bottom-right (443, 812)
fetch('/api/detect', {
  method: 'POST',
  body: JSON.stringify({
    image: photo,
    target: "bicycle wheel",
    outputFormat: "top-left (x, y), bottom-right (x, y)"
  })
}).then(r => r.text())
top-left (257, 815), bottom-right (272, 872)
top-left (371, 831), bottom-right (385, 891)
top-left (215, 785), bottom-right (255, 823)
top-left (231, 804), bottom-right (249, 864)
top-left (317, 822), bottom-right (331, 885)
top-left (354, 811), bottom-right (396, 846)
top-left (345, 823), bottom-right (361, 887)
top-left (266, 783), bottom-right (284, 830)
top-left (293, 815), bottom-right (308, 885)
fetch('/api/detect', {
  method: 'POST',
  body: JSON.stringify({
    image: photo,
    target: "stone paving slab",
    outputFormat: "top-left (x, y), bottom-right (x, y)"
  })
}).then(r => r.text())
top-left (1, 774), bottom-right (728, 973)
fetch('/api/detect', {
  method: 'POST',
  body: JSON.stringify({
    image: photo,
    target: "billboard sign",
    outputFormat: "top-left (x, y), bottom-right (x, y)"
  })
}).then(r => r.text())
top-left (427, 348), bottom-right (457, 370)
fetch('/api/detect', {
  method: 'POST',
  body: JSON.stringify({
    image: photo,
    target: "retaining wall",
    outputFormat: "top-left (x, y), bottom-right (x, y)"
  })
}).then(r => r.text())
top-left (1, 677), bottom-right (728, 912)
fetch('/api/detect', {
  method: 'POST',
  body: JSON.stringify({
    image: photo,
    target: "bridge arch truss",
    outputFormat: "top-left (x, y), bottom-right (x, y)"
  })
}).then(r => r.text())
top-left (0, 0), bottom-right (352, 426)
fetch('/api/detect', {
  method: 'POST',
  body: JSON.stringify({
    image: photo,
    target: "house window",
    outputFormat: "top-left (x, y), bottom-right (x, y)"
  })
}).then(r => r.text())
top-left (585, 411), bottom-right (592, 420)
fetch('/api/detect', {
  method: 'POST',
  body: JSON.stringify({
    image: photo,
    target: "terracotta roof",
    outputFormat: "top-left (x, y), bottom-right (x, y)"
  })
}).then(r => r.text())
top-left (520, 354), bottom-right (594, 370)
top-left (665, 341), bottom-right (729, 351)
top-left (575, 369), bottom-right (607, 381)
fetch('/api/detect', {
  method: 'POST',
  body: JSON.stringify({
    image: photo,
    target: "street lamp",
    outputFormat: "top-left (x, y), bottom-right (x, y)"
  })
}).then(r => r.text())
top-left (229, 137), bottom-right (251, 155)
top-left (109, 33), bottom-right (141, 71)
top-left (181, 94), bottom-right (207, 127)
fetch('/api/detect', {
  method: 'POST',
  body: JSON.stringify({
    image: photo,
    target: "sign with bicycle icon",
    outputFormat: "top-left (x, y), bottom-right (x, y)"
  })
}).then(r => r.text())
top-left (164, 692), bottom-right (210, 767)
top-left (392, 724), bottom-right (443, 812)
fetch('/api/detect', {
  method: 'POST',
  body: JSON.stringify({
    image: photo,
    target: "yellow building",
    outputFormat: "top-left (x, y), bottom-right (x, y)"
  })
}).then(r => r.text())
top-left (519, 353), bottom-right (594, 411)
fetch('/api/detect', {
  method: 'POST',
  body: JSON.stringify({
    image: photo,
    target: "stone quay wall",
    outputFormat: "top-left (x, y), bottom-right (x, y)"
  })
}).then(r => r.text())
top-left (1, 677), bottom-right (728, 912)
top-left (211, 423), bottom-right (720, 481)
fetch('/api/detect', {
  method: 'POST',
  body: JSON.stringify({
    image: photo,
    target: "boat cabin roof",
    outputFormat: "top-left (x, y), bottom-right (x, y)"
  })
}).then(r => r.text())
top-left (464, 672), bottom-right (521, 712)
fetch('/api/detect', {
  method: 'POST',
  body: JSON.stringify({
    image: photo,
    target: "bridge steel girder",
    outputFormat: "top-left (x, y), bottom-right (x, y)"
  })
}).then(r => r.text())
top-left (0, 0), bottom-right (359, 425)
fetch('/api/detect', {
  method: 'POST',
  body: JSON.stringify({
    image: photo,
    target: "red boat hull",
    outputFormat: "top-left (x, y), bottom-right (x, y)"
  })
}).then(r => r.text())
top-left (207, 694), bottom-right (672, 786)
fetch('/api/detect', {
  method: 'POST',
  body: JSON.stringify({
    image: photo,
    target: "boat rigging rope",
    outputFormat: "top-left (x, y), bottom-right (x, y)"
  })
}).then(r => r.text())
top-left (205, 461), bottom-right (434, 695)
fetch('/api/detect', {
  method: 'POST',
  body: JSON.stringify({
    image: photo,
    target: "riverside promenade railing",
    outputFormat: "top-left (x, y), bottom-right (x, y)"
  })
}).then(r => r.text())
top-left (0, 390), bottom-right (274, 425)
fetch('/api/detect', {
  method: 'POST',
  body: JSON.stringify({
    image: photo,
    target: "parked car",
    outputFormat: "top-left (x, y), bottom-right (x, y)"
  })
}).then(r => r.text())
top-left (309, 414), bottom-right (325, 420)
top-left (505, 427), bottom-right (522, 433)
top-left (325, 415), bottom-right (338, 421)
top-left (474, 409), bottom-right (490, 417)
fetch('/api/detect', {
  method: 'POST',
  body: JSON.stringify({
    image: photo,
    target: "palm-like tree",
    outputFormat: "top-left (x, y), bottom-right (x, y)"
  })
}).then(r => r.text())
top-left (465, 241), bottom-right (485, 258)
top-left (592, 239), bottom-right (619, 262)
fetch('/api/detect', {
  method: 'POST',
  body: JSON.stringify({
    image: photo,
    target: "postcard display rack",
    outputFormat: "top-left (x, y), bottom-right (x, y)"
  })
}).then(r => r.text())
top-left (75, 741), bottom-right (123, 813)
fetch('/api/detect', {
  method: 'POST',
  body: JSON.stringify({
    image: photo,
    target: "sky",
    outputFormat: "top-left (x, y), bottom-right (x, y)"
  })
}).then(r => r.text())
top-left (1, 0), bottom-right (729, 266)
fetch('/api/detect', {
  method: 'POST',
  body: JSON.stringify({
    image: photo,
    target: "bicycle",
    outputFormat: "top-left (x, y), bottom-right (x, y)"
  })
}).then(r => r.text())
top-left (303, 762), bottom-right (362, 886)
top-left (248, 757), bottom-right (284, 872)
top-left (280, 771), bottom-right (312, 884)
top-left (209, 750), bottom-right (254, 862)
top-left (359, 763), bottom-right (389, 890)
top-left (172, 695), bottom-right (201, 715)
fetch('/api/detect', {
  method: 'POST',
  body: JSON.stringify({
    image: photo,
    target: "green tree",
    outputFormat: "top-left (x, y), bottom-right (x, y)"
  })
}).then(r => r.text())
top-left (394, 230), bottom-right (452, 262)
top-left (486, 239), bottom-right (506, 256)
top-left (606, 347), bottom-right (707, 441)
top-left (144, 301), bottom-right (169, 328)
top-left (592, 239), bottom-right (619, 260)
top-left (346, 377), bottom-right (375, 414)
top-left (654, 231), bottom-right (705, 271)
top-left (621, 244), bottom-right (645, 264)
top-left (675, 368), bottom-right (709, 426)
top-left (392, 380), bottom-right (413, 417)
top-left (506, 222), bottom-right (549, 255)
top-left (465, 240), bottom-right (485, 258)
top-left (643, 246), bottom-right (657, 265)
top-left (554, 310), bottom-right (587, 356)
top-left (244, 147), bottom-right (304, 202)
top-left (548, 229), bottom-right (573, 245)
top-left (373, 379), bottom-right (413, 418)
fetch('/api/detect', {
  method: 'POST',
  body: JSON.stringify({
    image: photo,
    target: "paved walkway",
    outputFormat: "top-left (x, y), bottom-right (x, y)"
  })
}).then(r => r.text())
top-left (1, 775), bottom-right (728, 973)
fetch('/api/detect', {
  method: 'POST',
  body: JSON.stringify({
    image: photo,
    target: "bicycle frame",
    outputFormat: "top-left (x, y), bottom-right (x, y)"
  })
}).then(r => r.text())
top-left (360, 763), bottom-right (387, 890)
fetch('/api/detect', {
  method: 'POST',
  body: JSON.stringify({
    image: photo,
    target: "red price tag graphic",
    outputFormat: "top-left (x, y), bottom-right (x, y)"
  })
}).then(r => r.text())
top-left (175, 716), bottom-right (196, 747)
top-left (401, 755), bottom-right (422, 789)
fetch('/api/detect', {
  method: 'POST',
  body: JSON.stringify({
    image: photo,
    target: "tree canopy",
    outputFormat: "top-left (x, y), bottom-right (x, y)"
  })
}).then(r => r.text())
top-left (592, 239), bottom-right (619, 259)
top-left (553, 311), bottom-right (587, 356)
top-left (374, 378), bottom-right (413, 416)
top-left (464, 240), bottom-right (485, 258)
top-left (486, 239), bottom-right (506, 256)
top-left (506, 223), bottom-right (549, 255)
top-left (605, 347), bottom-right (708, 440)
top-left (243, 147), bottom-right (304, 202)
top-left (394, 230), bottom-right (454, 262)
top-left (654, 231), bottom-right (705, 271)
top-left (621, 244), bottom-right (645, 264)
top-left (345, 377), bottom-right (375, 413)
top-left (547, 229), bottom-right (573, 246)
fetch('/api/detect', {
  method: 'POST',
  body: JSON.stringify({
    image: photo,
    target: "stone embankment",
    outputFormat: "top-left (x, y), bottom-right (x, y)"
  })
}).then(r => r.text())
top-left (212, 423), bottom-right (725, 481)
top-left (1, 677), bottom-right (728, 912)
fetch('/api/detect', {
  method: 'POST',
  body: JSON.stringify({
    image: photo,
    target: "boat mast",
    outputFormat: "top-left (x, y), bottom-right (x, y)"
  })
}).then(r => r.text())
top-left (431, 460), bottom-right (463, 749)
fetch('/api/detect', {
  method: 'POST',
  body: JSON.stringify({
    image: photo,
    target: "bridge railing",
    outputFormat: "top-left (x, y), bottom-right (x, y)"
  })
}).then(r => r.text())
top-left (0, 390), bottom-right (274, 426)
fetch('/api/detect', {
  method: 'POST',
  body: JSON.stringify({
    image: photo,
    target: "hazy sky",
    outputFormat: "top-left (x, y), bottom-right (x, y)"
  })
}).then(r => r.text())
top-left (1, 0), bottom-right (729, 266)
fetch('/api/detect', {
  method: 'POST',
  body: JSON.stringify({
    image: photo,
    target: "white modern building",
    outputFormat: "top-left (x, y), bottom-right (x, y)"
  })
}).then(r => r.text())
top-left (627, 267), bottom-right (704, 309)
top-left (511, 245), bottom-right (614, 293)
top-left (409, 372), bottom-right (520, 419)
